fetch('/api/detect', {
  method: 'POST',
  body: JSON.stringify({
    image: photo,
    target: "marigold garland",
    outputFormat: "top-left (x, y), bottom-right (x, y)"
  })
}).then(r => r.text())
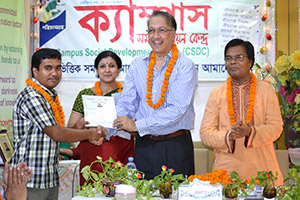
top-left (146, 43), bottom-right (178, 109)
top-left (26, 78), bottom-right (65, 127)
top-left (227, 73), bottom-right (256, 127)
top-left (94, 81), bottom-right (123, 96)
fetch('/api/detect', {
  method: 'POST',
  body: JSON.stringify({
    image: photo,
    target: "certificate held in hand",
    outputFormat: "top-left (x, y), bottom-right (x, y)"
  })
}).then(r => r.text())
top-left (82, 95), bottom-right (117, 128)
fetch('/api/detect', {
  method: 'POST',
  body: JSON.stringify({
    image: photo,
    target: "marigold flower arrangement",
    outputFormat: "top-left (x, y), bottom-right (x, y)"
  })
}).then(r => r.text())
top-left (254, 51), bottom-right (300, 147)
top-left (188, 169), bottom-right (230, 186)
top-left (189, 170), bottom-right (259, 197)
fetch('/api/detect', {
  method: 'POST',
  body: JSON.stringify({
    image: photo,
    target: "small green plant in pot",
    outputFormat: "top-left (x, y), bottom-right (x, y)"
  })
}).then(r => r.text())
top-left (224, 171), bottom-right (250, 199)
top-left (80, 156), bottom-right (128, 197)
top-left (277, 167), bottom-right (300, 200)
top-left (77, 156), bottom-right (156, 198)
top-left (153, 165), bottom-right (186, 198)
top-left (255, 171), bottom-right (278, 198)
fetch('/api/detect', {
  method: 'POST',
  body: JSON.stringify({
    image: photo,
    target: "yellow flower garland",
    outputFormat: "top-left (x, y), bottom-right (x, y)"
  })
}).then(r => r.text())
top-left (146, 43), bottom-right (178, 109)
top-left (227, 73), bottom-right (256, 127)
top-left (94, 81), bottom-right (123, 96)
top-left (26, 78), bottom-right (65, 127)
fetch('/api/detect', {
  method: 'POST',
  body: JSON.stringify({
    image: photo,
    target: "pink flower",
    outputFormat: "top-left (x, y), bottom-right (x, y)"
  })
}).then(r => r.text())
top-left (286, 93), bottom-right (296, 104)
top-left (285, 115), bottom-right (292, 119)
top-left (117, 161), bottom-right (124, 166)
top-left (293, 86), bottom-right (300, 95)
top-left (136, 173), bottom-right (142, 179)
top-left (170, 168), bottom-right (175, 173)
top-left (161, 165), bottom-right (167, 171)
top-left (266, 173), bottom-right (270, 178)
top-left (279, 86), bottom-right (288, 97)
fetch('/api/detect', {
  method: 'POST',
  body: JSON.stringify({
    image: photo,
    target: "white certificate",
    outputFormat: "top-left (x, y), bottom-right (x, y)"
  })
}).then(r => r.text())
top-left (82, 95), bottom-right (117, 128)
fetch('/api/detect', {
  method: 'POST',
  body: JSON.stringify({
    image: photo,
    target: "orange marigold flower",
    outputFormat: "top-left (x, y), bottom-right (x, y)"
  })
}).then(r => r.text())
top-left (157, 100), bottom-right (163, 106)
top-left (160, 92), bottom-right (166, 97)
top-left (164, 72), bottom-right (171, 77)
top-left (161, 87), bottom-right (167, 92)
top-left (163, 80), bottom-right (169, 85)
top-left (148, 73), bottom-right (153, 77)
top-left (146, 100), bottom-right (152, 105)
top-left (146, 94), bottom-right (152, 99)
top-left (166, 68), bottom-right (172, 73)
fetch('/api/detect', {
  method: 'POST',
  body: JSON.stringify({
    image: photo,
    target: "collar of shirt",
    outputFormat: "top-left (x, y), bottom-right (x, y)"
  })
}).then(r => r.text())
top-left (32, 78), bottom-right (58, 99)
top-left (142, 49), bottom-right (173, 67)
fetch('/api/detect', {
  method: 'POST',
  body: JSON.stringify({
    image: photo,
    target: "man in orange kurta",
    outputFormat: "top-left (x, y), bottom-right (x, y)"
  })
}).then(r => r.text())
top-left (200, 38), bottom-right (283, 186)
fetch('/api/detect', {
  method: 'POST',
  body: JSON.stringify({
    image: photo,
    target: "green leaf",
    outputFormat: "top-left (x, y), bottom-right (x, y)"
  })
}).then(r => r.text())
top-left (90, 171), bottom-right (99, 181)
top-left (82, 168), bottom-right (90, 181)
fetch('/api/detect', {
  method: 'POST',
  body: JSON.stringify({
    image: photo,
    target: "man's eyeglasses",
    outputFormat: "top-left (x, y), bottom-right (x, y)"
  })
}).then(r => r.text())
top-left (225, 54), bottom-right (248, 62)
top-left (146, 28), bottom-right (174, 35)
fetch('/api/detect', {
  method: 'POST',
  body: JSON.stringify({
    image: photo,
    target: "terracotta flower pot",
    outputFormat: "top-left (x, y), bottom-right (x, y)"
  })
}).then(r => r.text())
top-left (263, 186), bottom-right (276, 198)
top-left (159, 183), bottom-right (172, 199)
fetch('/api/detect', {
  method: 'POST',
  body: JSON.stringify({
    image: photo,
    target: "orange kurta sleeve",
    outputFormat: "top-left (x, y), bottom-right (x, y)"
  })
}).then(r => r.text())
top-left (200, 83), bottom-right (233, 153)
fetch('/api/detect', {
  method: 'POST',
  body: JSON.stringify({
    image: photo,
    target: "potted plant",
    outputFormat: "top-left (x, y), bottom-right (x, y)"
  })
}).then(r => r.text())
top-left (277, 167), bottom-right (300, 199)
top-left (224, 171), bottom-right (250, 199)
top-left (79, 156), bottom-right (128, 196)
top-left (124, 172), bottom-right (155, 197)
top-left (255, 171), bottom-right (278, 198)
top-left (153, 165), bottom-right (186, 198)
top-left (77, 156), bottom-right (155, 198)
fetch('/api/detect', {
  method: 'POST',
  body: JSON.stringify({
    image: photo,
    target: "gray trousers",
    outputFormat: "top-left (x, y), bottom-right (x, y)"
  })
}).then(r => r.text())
top-left (27, 185), bottom-right (59, 200)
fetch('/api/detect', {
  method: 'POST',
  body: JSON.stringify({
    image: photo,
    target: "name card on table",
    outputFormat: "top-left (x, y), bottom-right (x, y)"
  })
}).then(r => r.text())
top-left (178, 183), bottom-right (222, 200)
